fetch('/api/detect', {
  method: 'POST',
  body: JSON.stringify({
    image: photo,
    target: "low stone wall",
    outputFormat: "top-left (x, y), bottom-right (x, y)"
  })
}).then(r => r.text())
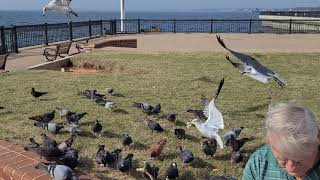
top-left (27, 56), bottom-right (72, 71)
top-left (94, 39), bottom-right (137, 48)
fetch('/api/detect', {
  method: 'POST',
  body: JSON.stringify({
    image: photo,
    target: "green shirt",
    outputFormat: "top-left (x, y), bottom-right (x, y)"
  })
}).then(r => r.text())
top-left (242, 145), bottom-right (320, 180)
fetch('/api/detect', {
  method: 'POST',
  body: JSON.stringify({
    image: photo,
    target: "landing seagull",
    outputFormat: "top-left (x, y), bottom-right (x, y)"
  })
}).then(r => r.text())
top-left (216, 35), bottom-right (286, 88)
top-left (186, 78), bottom-right (225, 149)
top-left (43, 0), bottom-right (78, 23)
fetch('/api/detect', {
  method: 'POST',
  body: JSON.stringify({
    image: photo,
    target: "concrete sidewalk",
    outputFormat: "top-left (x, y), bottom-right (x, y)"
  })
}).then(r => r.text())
top-left (5, 33), bottom-right (320, 72)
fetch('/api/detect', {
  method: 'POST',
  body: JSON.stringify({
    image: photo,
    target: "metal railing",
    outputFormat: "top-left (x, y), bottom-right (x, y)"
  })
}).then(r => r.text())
top-left (1, 19), bottom-right (320, 54)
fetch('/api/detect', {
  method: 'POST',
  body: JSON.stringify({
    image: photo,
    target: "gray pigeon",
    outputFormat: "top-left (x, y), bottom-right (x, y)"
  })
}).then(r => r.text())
top-left (133, 102), bottom-right (153, 111)
top-left (144, 120), bottom-right (164, 133)
top-left (45, 123), bottom-right (64, 134)
top-left (58, 134), bottom-right (76, 153)
top-left (176, 146), bottom-right (194, 167)
top-left (35, 163), bottom-right (78, 180)
top-left (67, 112), bottom-right (87, 124)
top-left (56, 107), bottom-right (76, 117)
top-left (106, 87), bottom-right (114, 96)
top-left (223, 127), bottom-right (244, 146)
top-left (41, 133), bottom-right (57, 148)
top-left (231, 150), bottom-right (243, 163)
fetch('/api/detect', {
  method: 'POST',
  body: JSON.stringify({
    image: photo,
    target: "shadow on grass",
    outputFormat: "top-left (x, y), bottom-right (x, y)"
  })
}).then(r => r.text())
top-left (180, 170), bottom-right (196, 180)
top-left (191, 157), bottom-right (214, 169)
top-left (79, 131), bottom-right (95, 138)
top-left (39, 97), bottom-right (58, 101)
top-left (78, 156), bottom-right (95, 171)
top-left (175, 120), bottom-right (187, 127)
top-left (112, 108), bottom-right (129, 114)
top-left (132, 141), bottom-right (148, 150)
top-left (163, 152), bottom-right (177, 160)
top-left (192, 76), bottom-right (214, 83)
top-left (102, 130), bottom-right (121, 139)
top-left (112, 93), bottom-right (125, 97)
top-left (214, 152), bottom-right (230, 161)
top-left (224, 102), bottom-right (269, 116)
top-left (185, 134), bottom-right (200, 142)
top-left (0, 110), bottom-right (13, 115)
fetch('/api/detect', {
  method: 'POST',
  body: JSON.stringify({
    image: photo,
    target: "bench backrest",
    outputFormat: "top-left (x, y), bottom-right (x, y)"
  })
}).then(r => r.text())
top-left (57, 42), bottom-right (72, 55)
top-left (0, 54), bottom-right (8, 70)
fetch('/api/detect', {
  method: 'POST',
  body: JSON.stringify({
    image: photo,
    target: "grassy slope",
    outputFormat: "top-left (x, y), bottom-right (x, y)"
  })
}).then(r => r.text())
top-left (0, 51), bottom-right (319, 179)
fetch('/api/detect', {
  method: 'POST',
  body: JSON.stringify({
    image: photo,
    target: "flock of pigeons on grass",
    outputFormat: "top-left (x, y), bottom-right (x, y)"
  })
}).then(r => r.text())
top-left (0, 36), bottom-right (286, 180)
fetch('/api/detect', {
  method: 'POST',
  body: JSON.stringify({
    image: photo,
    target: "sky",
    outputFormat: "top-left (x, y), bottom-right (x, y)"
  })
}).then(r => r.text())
top-left (0, 0), bottom-right (319, 11)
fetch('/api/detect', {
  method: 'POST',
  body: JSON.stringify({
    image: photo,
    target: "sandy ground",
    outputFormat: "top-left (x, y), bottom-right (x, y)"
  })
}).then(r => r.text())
top-left (5, 33), bottom-right (320, 71)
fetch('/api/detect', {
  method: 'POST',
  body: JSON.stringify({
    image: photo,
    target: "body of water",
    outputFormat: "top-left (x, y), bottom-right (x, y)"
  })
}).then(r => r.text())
top-left (0, 11), bottom-right (259, 26)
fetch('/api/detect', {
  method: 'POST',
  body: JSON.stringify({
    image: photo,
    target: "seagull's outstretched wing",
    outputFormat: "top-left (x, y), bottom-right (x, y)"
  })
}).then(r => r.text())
top-left (203, 78), bottom-right (224, 118)
top-left (204, 98), bottom-right (224, 130)
top-left (62, 0), bottom-right (72, 6)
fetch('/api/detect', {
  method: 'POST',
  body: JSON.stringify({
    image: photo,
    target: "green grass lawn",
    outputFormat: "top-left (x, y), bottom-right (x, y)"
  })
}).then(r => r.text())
top-left (0, 50), bottom-right (319, 179)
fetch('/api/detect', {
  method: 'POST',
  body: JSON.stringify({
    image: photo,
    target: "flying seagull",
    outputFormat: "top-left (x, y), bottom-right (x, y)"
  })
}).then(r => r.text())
top-left (43, 0), bottom-right (78, 23)
top-left (216, 35), bottom-right (286, 88)
top-left (186, 78), bottom-right (225, 149)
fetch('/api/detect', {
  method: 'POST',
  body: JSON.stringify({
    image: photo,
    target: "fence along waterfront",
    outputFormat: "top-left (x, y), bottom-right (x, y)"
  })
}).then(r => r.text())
top-left (1, 18), bottom-right (320, 54)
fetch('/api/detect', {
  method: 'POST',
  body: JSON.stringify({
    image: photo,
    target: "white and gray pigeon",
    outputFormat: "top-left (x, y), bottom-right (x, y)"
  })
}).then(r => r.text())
top-left (36, 163), bottom-right (78, 180)
top-left (216, 35), bottom-right (286, 88)
top-left (223, 127), bottom-right (244, 146)
top-left (45, 122), bottom-right (64, 134)
top-left (43, 0), bottom-right (78, 23)
top-left (187, 78), bottom-right (225, 149)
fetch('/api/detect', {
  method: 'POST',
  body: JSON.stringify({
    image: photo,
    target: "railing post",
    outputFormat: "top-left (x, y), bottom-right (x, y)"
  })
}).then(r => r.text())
top-left (88, 19), bottom-right (92, 38)
top-left (11, 26), bottom-right (18, 53)
top-left (210, 19), bottom-right (213, 33)
top-left (249, 19), bottom-right (252, 34)
top-left (44, 23), bottom-right (48, 46)
top-left (0, 26), bottom-right (6, 54)
top-left (112, 20), bottom-right (117, 34)
top-left (289, 19), bottom-right (292, 34)
top-left (138, 19), bottom-right (141, 33)
top-left (69, 21), bottom-right (73, 41)
top-left (173, 19), bottom-right (176, 33)
top-left (100, 20), bottom-right (103, 36)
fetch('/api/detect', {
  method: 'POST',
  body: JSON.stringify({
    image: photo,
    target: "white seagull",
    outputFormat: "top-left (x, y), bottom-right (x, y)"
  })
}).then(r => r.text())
top-left (186, 78), bottom-right (225, 149)
top-left (216, 35), bottom-right (286, 88)
top-left (43, 0), bottom-right (78, 22)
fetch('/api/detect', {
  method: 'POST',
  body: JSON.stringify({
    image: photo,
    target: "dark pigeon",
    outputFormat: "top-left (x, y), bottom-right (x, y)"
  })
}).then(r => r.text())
top-left (174, 128), bottom-right (186, 140)
top-left (117, 153), bottom-right (134, 173)
top-left (122, 133), bottom-right (133, 150)
top-left (29, 110), bottom-right (55, 123)
top-left (230, 136), bottom-right (249, 151)
top-left (91, 120), bottom-right (103, 136)
top-left (161, 113), bottom-right (177, 122)
top-left (144, 120), bottom-right (164, 133)
top-left (24, 146), bottom-right (64, 161)
top-left (176, 146), bottom-right (194, 166)
top-left (223, 127), bottom-right (244, 146)
top-left (146, 103), bottom-right (161, 115)
top-left (201, 139), bottom-right (217, 158)
top-left (231, 150), bottom-right (243, 163)
top-left (67, 112), bottom-right (87, 124)
top-left (41, 133), bottom-right (57, 148)
top-left (31, 88), bottom-right (47, 98)
top-left (141, 161), bottom-right (159, 180)
top-left (105, 149), bottom-right (122, 168)
top-left (166, 162), bottom-right (179, 180)
top-left (96, 145), bottom-right (107, 166)
top-left (56, 149), bottom-right (79, 169)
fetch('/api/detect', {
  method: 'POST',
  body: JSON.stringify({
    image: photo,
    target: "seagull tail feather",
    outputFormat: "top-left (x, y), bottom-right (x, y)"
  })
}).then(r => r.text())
top-left (273, 75), bottom-right (286, 89)
top-left (214, 78), bottom-right (225, 99)
top-left (216, 35), bottom-right (229, 50)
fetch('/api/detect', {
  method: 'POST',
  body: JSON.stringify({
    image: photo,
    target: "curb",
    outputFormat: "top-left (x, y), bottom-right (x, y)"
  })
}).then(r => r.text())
top-left (0, 140), bottom-right (92, 180)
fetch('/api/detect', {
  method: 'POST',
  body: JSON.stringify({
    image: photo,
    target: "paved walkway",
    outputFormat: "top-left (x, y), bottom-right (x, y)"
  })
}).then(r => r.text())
top-left (5, 33), bottom-right (320, 72)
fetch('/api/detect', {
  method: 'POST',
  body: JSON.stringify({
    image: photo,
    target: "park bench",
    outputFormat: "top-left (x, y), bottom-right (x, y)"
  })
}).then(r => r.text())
top-left (75, 38), bottom-right (94, 52)
top-left (0, 54), bottom-right (8, 72)
top-left (43, 41), bottom-right (72, 61)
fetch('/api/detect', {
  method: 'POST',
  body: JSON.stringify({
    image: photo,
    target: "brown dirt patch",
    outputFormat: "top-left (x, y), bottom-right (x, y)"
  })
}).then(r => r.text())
top-left (65, 67), bottom-right (98, 74)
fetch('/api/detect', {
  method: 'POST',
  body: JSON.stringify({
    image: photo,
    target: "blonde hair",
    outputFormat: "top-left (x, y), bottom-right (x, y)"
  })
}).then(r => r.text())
top-left (265, 102), bottom-right (319, 161)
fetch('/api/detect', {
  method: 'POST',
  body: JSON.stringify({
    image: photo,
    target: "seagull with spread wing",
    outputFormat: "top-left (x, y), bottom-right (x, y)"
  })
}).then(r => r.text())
top-left (43, 0), bottom-right (78, 23)
top-left (216, 35), bottom-right (286, 88)
top-left (186, 78), bottom-right (225, 149)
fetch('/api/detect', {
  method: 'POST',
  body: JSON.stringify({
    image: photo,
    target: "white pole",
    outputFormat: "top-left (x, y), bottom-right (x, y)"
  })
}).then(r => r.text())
top-left (120, 0), bottom-right (125, 32)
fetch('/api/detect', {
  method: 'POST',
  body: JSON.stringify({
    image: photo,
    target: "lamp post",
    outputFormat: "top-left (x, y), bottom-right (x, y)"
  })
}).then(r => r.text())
top-left (120, 0), bottom-right (125, 32)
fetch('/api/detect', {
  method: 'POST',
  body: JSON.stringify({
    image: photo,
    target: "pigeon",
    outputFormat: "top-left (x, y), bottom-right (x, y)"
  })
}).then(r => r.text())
top-left (66, 112), bottom-right (87, 124)
top-left (201, 139), bottom-right (217, 158)
top-left (96, 145), bottom-right (107, 166)
top-left (0, 106), bottom-right (3, 109)
top-left (31, 88), bottom-right (47, 98)
top-left (24, 144), bottom-right (64, 161)
top-left (176, 146), bottom-right (194, 167)
top-left (91, 120), bottom-right (103, 136)
top-left (41, 133), bottom-right (57, 148)
top-left (57, 149), bottom-right (79, 169)
top-left (146, 103), bottom-right (161, 115)
top-left (133, 102), bottom-right (153, 111)
top-left (56, 107), bottom-right (76, 117)
top-left (166, 162), bottom-right (179, 180)
top-left (65, 123), bottom-right (82, 135)
top-left (45, 123), bottom-right (64, 134)
top-left (174, 128), bottom-right (186, 140)
top-left (105, 101), bottom-right (115, 110)
top-left (223, 127), bottom-right (244, 146)
top-left (204, 176), bottom-right (237, 180)
top-left (216, 35), bottom-right (286, 88)
top-left (105, 149), bottom-right (123, 168)
top-left (34, 121), bottom-right (48, 129)
top-left (229, 137), bottom-right (250, 151)
top-left (58, 134), bottom-right (76, 153)
top-left (144, 120), bottom-right (164, 133)
top-left (106, 87), bottom-right (114, 96)
top-left (29, 138), bottom-right (40, 148)
top-left (122, 133), bottom-right (133, 150)
top-left (29, 110), bottom-right (55, 123)
top-left (117, 153), bottom-right (134, 173)
top-left (137, 161), bottom-right (159, 180)
top-left (186, 78), bottom-right (225, 149)
top-left (231, 150), bottom-right (243, 163)
top-left (35, 163), bottom-right (78, 180)
top-left (161, 113), bottom-right (177, 122)
top-left (42, 0), bottom-right (79, 23)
